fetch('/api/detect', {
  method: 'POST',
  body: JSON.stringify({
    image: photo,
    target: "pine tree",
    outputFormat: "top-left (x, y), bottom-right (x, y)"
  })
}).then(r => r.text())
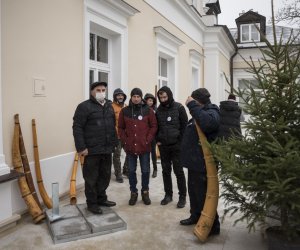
top-left (212, 1), bottom-right (300, 240)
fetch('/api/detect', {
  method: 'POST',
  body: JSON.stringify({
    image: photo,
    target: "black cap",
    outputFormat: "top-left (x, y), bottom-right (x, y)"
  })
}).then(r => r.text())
top-left (130, 88), bottom-right (143, 98)
top-left (90, 81), bottom-right (107, 91)
top-left (228, 93), bottom-right (236, 100)
top-left (191, 88), bottom-right (211, 104)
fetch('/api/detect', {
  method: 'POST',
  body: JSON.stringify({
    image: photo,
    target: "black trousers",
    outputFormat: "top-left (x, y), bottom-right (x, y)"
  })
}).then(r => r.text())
top-left (188, 169), bottom-right (220, 230)
top-left (82, 154), bottom-right (112, 207)
top-left (150, 140), bottom-right (157, 171)
top-left (159, 144), bottom-right (186, 198)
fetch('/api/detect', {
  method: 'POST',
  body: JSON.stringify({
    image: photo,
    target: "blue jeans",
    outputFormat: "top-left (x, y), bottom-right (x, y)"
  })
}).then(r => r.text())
top-left (128, 153), bottom-right (150, 193)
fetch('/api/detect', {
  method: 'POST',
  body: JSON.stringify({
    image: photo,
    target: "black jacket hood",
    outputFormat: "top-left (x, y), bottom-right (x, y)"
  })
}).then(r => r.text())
top-left (113, 88), bottom-right (127, 103)
top-left (157, 86), bottom-right (174, 106)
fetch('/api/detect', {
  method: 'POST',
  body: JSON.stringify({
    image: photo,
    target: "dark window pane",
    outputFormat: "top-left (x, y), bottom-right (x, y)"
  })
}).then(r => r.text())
top-left (90, 33), bottom-right (95, 60)
top-left (97, 36), bottom-right (108, 63)
top-left (160, 58), bottom-right (168, 77)
top-left (98, 71), bottom-right (108, 83)
top-left (89, 70), bottom-right (94, 85)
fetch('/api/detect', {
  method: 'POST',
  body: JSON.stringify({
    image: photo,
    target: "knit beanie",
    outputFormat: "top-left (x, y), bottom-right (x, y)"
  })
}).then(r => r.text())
top-left (191, 88), bottom-right (211, 104)
top-left (130, 88), bottom-right (143, 98)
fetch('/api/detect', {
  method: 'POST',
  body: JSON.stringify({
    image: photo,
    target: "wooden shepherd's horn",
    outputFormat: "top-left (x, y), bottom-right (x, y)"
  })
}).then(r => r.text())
top-left (193, 123), bottom-right (219, 242)
top-left (12, 114), bottom-right (45, 223)
top-left (69, 154), bottom-right (84, 204)
top-left (18, 117), bottom-right (43, 211)
top-left (32, 119), bottom-right (52, 209)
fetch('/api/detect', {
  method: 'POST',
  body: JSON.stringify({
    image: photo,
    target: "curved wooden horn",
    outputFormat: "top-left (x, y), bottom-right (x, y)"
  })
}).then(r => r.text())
top-left (69, 153), bottom-right (79, 205)
top-left (193, 123), bottom-right (219, 242)
top-left (12, 114), bottom-right (45, 223)
top-left (18, 118), bottom-right (43, 210)
top-left (32, 119), bottom-right (52, 209)
top-left (69, 154), bottom-right (84, 205)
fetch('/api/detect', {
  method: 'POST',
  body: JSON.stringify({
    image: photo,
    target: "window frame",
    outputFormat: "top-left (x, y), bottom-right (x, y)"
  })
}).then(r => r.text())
top-left (240, 23), bottom-right (260, 43)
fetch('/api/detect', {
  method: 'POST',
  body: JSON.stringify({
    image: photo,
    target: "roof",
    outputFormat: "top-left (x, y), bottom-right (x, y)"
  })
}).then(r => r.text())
top-left (229, 25), bottom-right (300, 48)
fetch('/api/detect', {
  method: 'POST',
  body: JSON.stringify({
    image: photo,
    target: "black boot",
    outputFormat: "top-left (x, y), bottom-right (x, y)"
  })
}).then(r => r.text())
top-left (177, 196), bottom-right (186, 208)
top-left (160, 195), bottom-right (172, 205)
top-left (180, 217), bottom-right (198, 225)
top-left (116, 173), bottom-right (124, 183)
top-left (142, 191), bottom-right (151, 205)
top-left (129, 192), bottom-right (138, 206)
top-left (87, 205), bottom-right (103, 214)
top-left (152, 169), bottom-right (157, 178)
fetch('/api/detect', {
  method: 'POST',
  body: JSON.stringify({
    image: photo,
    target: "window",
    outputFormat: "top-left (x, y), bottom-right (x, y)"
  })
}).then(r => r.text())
top-left (89, 32), bottom-right (110, 96)
top-left (238, 79), bottom-right (260, 116)
top-left (192, 67), bottom-right (199, 90)
top-left (241, 23), bottom-right (260, 43)
top-left (189, 49), bottom-right (202, 92)
top-left (158, 57), bottom-right (168, 88)
top-left (154, 27), bottom-right (184, 97)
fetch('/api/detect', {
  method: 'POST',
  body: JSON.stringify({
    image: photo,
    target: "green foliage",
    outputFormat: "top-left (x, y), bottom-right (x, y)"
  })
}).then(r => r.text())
top-left (212, 3), bottom-right (300, 240)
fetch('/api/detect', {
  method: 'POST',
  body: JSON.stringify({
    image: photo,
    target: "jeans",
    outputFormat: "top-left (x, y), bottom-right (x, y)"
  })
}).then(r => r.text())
top-left (82, 154), bottom-right (112, 207)
top-left (128, 152), bottom-right (150, 193)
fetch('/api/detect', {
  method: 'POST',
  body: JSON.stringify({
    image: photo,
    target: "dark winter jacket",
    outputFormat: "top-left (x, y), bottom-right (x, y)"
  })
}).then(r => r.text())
top-left (73, 96), bottom-right (118, 155)
top-left (180, 100), bottom-right (220, 172)
top-left (218, 100), bottom-right (242, 139)
top-left (156, 86), bottom-right (188, 146)
top-left (118, 101), bottom-right (157, 155)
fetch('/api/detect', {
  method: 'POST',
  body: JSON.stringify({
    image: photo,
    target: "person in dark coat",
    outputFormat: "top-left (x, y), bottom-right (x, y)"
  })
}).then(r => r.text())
top-left (118, 88), bottom-right (157, 206)
top-left (144, 93), bottom-right (158, 178)
top-left (218, 93), bottom-right (242, 140)
top-left (179, 88), bottom-right (221, 236)
top-left (112, 88), bottom-right (128, 183)
top-left (156, 86), bottom-right (188, 208)
top-left (73, 81), bottom-right (118, 214)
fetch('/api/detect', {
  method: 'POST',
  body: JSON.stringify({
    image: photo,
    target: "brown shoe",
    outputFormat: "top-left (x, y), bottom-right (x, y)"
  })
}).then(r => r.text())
top-left (142, 191), bottom-right (151, 205)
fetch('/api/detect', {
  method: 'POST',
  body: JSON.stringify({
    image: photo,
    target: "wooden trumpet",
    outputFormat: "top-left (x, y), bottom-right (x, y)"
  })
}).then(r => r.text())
top-left (18, 116), bottom-right (43, 211)
top-left (69, 153), bottom-right (84, 205)
top-left (32, 119), bottom-right (52, 209)
top-left (12, 114), bottom-right (45, 223)
top-left (193, 123), bottom-right (219, 242)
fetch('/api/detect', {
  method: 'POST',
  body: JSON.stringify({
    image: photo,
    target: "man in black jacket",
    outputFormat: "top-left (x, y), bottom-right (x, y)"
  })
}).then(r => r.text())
top-left (156, 86), bottom-right (188, 208)
top-left (179, 88), bottom-right (220, 236)
top-left (73, 81), bottom-right (118, 214)
top-left (218, 93), bottom-right (242, 140)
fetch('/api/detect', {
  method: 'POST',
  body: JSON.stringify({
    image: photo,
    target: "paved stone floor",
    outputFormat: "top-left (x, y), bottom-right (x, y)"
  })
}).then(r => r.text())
top-left (0, 163), bottom-right (268, 250)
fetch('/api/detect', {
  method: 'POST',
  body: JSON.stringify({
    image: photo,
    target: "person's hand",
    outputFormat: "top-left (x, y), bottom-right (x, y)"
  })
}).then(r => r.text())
top-left (79, 149), bottom-right (88, 157)
top-left (185, 96), bottom-right (194, 105)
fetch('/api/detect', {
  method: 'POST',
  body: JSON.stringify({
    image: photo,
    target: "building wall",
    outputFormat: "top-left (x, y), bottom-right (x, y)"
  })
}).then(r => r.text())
top-left (2, 0), bottom-right (84, 213)
top-left (126, 0), bottom-right (204, 103)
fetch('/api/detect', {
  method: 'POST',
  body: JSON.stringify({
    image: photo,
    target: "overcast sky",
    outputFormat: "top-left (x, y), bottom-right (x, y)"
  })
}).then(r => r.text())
top-left (218, 0), bottom-right (296, 28)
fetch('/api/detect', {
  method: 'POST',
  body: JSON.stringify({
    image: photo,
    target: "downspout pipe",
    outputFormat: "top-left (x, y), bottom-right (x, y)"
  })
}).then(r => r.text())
top-left (230, 49), bottom-right (238, 93)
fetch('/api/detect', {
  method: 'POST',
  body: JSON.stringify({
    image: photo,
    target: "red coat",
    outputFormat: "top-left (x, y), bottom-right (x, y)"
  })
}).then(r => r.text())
top-left (118, 103), bottom-right (157, 155)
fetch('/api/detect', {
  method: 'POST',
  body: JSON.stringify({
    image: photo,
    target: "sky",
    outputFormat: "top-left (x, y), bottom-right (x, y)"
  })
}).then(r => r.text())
top-left (218, 0), bottom-right (296, 28)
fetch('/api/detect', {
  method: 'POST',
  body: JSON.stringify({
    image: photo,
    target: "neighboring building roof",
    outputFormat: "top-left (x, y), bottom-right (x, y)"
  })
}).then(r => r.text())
top-left (229, 25), bottom-right (300, 48)
top-left (235, 10), bottom-right (266, 24)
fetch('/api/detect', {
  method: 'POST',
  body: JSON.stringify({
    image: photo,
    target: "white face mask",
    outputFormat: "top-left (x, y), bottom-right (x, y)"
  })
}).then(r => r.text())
top-left (95, 92), bottom-right (106, 102)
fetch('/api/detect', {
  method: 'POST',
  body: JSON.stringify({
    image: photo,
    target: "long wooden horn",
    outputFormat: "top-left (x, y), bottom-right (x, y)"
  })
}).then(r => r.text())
top-left (69, 154), bottom-right (84, 204)
top-left (69, 153), bottom-right (79, 205)
top-left (18, 117), bottom-right (43, 211)
top-left (12, 114), bottom-right (45, 223)
top-left (32, 119), bottom-right (52, 209)
top-left (193, 123), bottom-right (219, 242)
